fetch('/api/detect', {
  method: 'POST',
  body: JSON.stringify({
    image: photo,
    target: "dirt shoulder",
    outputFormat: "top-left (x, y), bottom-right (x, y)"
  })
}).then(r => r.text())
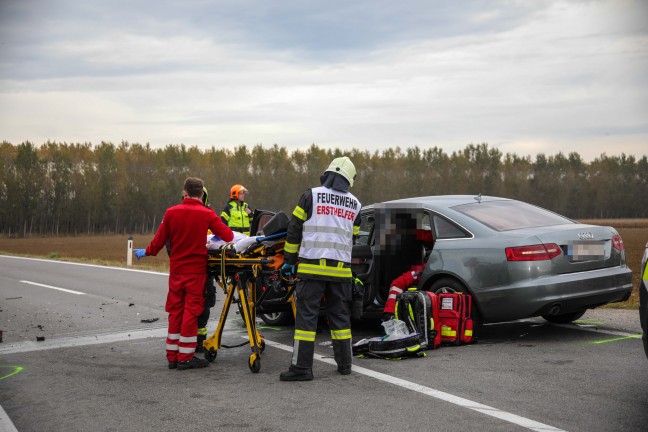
top-left (0, 234), bottom-right (169, 272)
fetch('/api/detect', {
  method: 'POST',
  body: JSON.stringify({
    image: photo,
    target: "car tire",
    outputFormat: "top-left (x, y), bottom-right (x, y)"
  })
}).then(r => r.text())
top-left (541, 310), bottom-right (586, 324)
top-left (259, 311), bottom-right (294, 326)
top-left (429, 277), bottom-right (464, 294)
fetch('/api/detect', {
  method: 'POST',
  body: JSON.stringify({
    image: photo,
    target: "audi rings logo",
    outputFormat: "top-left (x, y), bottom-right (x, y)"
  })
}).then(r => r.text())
top-left (577, 232), bottom-right (594, 240)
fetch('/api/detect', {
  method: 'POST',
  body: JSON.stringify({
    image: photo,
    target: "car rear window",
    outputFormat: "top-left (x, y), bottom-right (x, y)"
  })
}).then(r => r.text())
top-left (452, 200), bottom-right (573, 231)
top-left (433, 214), bottom-right (470, 239)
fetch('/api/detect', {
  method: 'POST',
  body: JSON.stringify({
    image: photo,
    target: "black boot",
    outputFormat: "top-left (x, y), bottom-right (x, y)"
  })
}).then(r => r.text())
top-left (332, 339), bottom-right (353, 375)
top-left (177, 356), bottom-right (209, 370)
top-left (279, 365), bottom-right (313, 381)
top-left (337, 365), bottom-right (352, 375)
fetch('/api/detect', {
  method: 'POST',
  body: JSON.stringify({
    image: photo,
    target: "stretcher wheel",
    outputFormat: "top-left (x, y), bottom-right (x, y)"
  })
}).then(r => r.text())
top-left (249, 354), bottom-right (261, 373)
top-left (204, 348), bottom-right (217, 362)
top-left (259, 339), bottom-right (266, 353)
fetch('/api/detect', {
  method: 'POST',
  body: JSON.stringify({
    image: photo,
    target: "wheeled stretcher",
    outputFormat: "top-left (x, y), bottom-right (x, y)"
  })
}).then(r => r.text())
top-left (204, 232), bottom-right (296, 373)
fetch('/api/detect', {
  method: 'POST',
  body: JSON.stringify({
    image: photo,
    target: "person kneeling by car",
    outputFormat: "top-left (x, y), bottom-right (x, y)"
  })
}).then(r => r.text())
top-left (382, 264), bottom-right (426, 322)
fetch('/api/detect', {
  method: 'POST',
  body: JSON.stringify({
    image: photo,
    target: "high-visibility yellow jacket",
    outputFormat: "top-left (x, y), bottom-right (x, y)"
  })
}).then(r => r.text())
top-left (220, 200), bottom-right (251, 235)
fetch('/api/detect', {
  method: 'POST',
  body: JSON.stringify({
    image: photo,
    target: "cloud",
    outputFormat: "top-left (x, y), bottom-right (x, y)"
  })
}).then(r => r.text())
top-left (0, 0), bottom-right (646, 161)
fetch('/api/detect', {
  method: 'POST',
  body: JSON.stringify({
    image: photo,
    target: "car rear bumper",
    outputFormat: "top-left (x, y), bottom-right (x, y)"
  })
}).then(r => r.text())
top-left (477, 266), bottom-right (633, 323)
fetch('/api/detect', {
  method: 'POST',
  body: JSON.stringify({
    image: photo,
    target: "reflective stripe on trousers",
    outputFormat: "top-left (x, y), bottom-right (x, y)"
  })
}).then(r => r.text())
top-left (165, 272), bottom-right (206, 363)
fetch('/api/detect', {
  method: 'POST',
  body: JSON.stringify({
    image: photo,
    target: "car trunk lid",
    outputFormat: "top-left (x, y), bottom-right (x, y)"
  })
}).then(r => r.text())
top-left (525, 224), bottom-right (623, 273)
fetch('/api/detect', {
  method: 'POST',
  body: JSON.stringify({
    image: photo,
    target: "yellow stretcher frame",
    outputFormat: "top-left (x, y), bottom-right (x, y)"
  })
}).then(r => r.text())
top-left (204, 238), bottom-right (296, 373)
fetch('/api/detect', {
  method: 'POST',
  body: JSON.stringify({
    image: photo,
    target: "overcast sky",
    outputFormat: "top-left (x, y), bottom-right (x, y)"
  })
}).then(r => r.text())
top-left (1, 0), bottom-right (646, 161)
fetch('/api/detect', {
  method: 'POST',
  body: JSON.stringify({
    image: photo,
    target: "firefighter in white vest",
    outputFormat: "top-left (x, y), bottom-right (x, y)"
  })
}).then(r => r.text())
top-left (279, 156), bottom-right (362, 381)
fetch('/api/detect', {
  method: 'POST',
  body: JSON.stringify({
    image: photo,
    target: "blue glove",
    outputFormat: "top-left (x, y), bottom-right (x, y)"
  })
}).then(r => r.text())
top-left (281, 263), bottom-right (295, 276)
top-left (134, 249), bottom-right (147, 260)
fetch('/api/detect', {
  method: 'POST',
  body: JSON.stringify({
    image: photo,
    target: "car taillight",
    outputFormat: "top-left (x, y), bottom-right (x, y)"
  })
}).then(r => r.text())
top-left (612, 235), bottom-right (624, 251)
top-left (506, 243), bottom-right (561, 261)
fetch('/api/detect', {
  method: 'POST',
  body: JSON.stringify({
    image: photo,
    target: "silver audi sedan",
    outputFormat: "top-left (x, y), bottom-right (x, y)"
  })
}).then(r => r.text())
top-left (352, 195), bottom-right (633, 327)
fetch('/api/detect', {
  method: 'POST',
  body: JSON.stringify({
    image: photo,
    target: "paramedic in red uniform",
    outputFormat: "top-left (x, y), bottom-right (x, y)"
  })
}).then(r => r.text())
top-left (382, 265), bottom-right (426, 321)
top-left (280, 156), bottom-right (361, 381)
top-left (134, 177), bottom-right (233, 370)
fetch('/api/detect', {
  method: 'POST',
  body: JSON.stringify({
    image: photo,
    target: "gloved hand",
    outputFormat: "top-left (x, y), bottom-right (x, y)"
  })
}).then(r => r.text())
top-left (134, 249), bottom-right (147, 260)
top-left (281, 263), bottom-right (295, 276)
top-left (381, 312), bottom-right (394, 322)
top-left (352, 277), bottom-right (364, 298)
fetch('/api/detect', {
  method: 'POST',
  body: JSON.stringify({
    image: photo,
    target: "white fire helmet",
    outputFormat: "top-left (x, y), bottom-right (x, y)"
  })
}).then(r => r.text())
top-left (325, 156), bottom-right (357, 187)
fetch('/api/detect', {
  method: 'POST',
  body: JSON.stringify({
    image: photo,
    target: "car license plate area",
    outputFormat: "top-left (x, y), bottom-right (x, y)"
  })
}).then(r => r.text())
top-left (567, 241), bottom-right (605, 261)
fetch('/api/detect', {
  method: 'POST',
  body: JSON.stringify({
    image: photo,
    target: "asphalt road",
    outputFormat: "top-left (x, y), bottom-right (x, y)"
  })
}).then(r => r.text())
top-left (1, 255), bottom-right (647, 432)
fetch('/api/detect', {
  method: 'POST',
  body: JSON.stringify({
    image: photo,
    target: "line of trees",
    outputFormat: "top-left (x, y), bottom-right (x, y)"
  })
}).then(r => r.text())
top-left (1, 140), bottom-right (646, 237)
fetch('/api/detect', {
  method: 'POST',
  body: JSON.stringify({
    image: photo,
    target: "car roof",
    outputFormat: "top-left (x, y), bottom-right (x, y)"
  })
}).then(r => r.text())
top-left (362, 195), bottom-right (512, 211)
top-left (386, 195), bottom-right (509, 206)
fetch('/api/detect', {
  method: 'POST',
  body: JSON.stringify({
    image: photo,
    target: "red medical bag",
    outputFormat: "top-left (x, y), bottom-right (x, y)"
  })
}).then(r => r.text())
top-left (438, 292), bottom-right (474, 345)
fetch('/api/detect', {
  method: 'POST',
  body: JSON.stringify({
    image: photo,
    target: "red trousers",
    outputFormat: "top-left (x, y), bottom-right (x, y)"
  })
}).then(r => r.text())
top-left (165, 273), bottom-right (206, 362)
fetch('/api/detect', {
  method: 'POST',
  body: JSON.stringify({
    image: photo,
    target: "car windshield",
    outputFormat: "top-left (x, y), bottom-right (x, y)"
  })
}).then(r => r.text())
top-left (452, 200), bottom-right (573, 231)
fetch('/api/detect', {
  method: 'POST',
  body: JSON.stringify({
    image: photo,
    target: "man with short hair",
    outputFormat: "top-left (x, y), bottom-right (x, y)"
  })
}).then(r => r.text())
top-left (135, 177), bottom-right (233, 370)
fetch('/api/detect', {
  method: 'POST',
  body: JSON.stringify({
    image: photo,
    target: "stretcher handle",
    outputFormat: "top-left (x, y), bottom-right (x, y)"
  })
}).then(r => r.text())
top-left (256, 231), bottom-right (287, 242)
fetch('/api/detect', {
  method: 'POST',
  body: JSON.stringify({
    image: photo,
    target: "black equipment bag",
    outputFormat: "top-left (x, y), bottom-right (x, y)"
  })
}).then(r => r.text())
top-left (394, 290), bottom-right (441, 350)
top-left (352, 333), bottom-right (426, 359)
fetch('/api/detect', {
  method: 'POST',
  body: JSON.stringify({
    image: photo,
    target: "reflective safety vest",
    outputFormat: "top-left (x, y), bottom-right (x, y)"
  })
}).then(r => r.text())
top-left (221, 201), bottom-right (251, 235)
top-left (297, 186), bottom-right (360, 278)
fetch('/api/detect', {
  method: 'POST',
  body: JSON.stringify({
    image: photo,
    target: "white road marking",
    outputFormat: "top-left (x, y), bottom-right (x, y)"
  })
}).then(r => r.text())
top-left (516, 319), bottom-right (638, 338)
top-left (0, 403), bottom-right (19, 432)
top-left (264, 338), bottom-right (567, 432)
top-left (550, 323), bottom-right (637, 338)
top-left (0, 318), bottom-right (246, 355)
top-left (19, 280), bottom-right (86, 295)
top-left (1, 255), bottom-right (167, 276)
top-left (0, 327), bottom-right (169, 355)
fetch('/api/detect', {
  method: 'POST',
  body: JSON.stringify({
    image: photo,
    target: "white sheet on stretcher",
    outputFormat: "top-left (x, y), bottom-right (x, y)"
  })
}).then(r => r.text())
top-left (206, 232), bottom-right (261, 252)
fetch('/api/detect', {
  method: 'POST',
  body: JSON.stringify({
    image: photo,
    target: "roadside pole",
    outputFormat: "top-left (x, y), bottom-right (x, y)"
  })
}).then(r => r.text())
top-left (127, 236), bottom-right (133, 266)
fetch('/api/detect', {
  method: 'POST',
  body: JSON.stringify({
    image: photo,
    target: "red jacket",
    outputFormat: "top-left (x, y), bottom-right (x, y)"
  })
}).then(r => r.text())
top-left (391, 267), bottom-right (424, 290)
top-left (383, 264), bottom-right (426, 314)
top-left (146, 198), bottom-right (234, 274)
